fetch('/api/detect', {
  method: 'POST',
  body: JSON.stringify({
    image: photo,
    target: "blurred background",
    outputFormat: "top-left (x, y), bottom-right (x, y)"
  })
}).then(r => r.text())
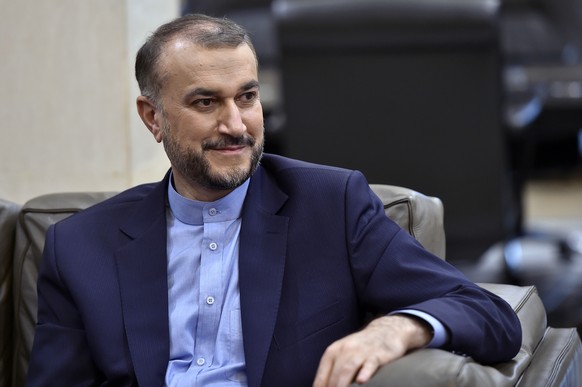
top-left (2, 0), bottom-right (582, 330)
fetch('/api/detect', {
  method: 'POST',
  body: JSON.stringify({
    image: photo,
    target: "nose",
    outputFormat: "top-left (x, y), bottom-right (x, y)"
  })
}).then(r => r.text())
top-left (217, 100), bottom-right (246, 136)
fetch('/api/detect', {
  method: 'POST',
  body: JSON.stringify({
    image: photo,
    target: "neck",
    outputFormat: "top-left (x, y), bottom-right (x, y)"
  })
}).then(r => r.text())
top-left (171, 171), bottom-right (233, 202)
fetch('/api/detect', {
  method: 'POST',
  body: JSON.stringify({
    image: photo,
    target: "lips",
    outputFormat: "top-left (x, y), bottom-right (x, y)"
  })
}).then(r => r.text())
top-left (203, 136), bottom-right (255, 151)
top-left (213, 145), bottom-right (246, 152)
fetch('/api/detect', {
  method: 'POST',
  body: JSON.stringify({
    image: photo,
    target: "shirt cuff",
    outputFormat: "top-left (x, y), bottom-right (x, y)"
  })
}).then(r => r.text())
top-left (390, 309), bottom-right (448, 348)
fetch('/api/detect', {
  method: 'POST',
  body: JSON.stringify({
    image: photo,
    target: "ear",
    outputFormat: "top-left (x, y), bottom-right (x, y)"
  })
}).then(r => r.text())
top-left (136, 95), bottom-right (164, 143)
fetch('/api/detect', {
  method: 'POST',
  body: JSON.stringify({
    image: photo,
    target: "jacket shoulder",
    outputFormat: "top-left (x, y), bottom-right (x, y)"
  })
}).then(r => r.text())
top-left (257, 154), bottom-right (373, 203)
top-left (260, 153), bottom-right (356, 181)
top-left (55, 180), bottom-right (163, 229)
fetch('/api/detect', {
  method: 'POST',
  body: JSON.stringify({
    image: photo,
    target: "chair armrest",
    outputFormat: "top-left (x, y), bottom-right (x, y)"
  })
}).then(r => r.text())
top-left (356, 348), bottom-right (517, 387)
top-left (517, 327), bottom-right (582, 387)
top-left (356, 283), bottom-right (582, 386)
top-left (478, 283), bottom-right (546, 359)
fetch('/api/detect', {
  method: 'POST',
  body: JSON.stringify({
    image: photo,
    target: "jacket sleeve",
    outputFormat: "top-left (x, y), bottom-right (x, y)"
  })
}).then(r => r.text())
top-left (344, 170), bottom-right (522, 364)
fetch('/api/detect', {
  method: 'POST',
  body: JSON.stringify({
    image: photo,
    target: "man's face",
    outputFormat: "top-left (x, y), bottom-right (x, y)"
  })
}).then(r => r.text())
top-left (155, 40), bottom-right (264, 200)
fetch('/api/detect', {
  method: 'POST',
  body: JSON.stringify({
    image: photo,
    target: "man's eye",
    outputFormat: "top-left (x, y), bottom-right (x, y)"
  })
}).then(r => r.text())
top-left (194, 98), bottom-right (214, 107)
top-left (239, 91), bottom-right (258, 103)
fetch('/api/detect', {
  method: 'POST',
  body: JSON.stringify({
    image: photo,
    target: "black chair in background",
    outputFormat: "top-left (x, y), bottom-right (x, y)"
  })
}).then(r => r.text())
top-left (182, 0), bottom-right (277, 69)
top-left (273, 0), bottom-right (520, 264)
top-left (181, 0), bottom-right (582, 267)
top-left (494, 0), bottom-right (582, 320)
top-left (502, 0), bottom-right (582, 179)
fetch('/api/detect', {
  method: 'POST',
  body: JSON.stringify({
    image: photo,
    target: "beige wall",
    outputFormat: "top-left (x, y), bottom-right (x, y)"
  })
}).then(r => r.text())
top-left (0, 0), bottom-right (179, 204)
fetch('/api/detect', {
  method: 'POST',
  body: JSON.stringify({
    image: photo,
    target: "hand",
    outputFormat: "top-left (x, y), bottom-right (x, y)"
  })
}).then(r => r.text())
top-left (312, 315), bottom-right (432, 387)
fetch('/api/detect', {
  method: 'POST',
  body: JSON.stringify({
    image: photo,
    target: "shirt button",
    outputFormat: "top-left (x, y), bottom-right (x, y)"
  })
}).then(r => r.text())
top-left (206, 296), bottom-right (215, 305)
top-left (196, 357), bottom-right (205, 366)
top-left (208, 208), bottom-right (217, 216)
top-left (209, 242), bottom-right (218, 251)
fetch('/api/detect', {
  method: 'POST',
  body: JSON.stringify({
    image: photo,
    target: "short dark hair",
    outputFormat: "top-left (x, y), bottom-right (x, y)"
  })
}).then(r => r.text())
top-left (135, 14), bottom-right (257, 104)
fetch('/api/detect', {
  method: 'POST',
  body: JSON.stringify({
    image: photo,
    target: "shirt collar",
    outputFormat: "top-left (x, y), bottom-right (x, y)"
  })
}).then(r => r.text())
top-left (167, 174), bottom-right (250, 225)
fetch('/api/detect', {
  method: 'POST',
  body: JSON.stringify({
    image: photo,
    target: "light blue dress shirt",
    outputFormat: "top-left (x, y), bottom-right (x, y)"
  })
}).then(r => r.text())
top-left (392, 309), bottom-right (448, 348)
top-left (163, 176), bottom-right (447, 386)
top-left (165, 178), bottom-right (250, 386)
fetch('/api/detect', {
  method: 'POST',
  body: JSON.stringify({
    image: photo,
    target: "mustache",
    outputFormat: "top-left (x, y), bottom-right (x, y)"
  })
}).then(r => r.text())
top-left (202, 135), bottom-right (256, 150)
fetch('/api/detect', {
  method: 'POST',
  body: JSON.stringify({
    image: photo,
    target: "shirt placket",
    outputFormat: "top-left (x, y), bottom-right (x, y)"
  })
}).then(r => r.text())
top-left (194, 215), bottom-right (224, 371)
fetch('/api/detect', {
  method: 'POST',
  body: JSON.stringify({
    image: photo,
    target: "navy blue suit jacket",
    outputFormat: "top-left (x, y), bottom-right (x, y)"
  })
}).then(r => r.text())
top-left (27, 154), bottom-right (521, 387)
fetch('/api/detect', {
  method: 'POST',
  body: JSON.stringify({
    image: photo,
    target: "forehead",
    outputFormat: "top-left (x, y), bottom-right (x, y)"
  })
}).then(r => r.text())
top-left (157, 39), bottom-right (258, 95)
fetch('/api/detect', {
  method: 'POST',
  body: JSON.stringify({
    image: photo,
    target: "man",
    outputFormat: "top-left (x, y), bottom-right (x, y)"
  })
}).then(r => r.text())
top-left (26, 14), bottom-right (521, 387)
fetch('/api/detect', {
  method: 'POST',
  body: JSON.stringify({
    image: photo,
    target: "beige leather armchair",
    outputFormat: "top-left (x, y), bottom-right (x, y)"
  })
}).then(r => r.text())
top-left (1, 186), bottom-right (581, 386)
top-left (1, 199), bottom-right (21, 387)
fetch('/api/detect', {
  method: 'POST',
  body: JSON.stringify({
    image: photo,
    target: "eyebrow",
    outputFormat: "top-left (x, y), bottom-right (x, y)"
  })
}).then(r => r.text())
top-left (242, 80), bottom-right (260, 91)
top-left (183, 80), bottom-right (260, 102)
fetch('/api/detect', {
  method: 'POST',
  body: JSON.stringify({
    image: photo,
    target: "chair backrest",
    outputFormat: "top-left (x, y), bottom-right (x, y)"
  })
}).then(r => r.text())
top-left (10, 192), bottom-right (115, 387)
top-left (8, 185), bottom-right (443, 385)
top-left (0, 199), bottom-right (21, 387)
top-left (370, 184), bottom-right (445, 259)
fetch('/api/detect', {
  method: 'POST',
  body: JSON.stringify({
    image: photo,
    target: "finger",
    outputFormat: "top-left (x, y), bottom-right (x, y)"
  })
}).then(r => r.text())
top-left (354, 356), bottom-right (381, 385)
top-left (328, 353), bottom-right (364, 387)
top-left (313, 348), bottom-right (335, 387)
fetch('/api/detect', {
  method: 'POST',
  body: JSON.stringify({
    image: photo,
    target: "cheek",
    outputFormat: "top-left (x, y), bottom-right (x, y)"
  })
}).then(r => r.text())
top-left (174, 114), bottom-right (213, 141)
top-left (244, 107), bottom-right (265, 136)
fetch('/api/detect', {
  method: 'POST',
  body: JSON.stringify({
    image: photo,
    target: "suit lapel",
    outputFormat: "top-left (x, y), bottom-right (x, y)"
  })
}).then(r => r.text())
top-left (115, 175), bottom-right (170, 387)
top-left (112, 167), bottom-right (289, 387)
top-left (239, 167), bottom-right (289, 387)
